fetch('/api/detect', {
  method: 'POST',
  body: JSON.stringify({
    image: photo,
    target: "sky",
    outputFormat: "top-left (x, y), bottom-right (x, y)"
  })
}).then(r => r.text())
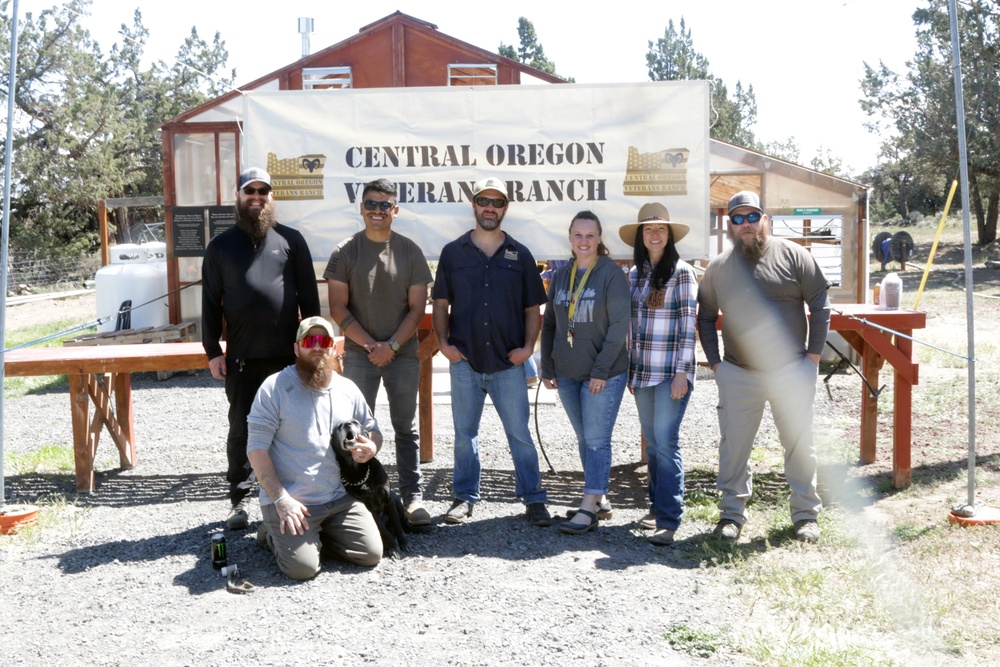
top-left (22, 0), bottom-right (925, 176)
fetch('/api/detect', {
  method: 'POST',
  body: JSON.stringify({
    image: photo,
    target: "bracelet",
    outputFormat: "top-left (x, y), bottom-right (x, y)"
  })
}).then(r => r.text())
top-left (273, 493), bottom-right (288, 506)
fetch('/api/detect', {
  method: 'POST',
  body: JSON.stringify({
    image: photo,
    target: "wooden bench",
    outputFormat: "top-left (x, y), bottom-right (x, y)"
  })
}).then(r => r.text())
top-left (63, 322), bottom-right (199, 380)
top-left (4, 342), bottom-right (216, 493)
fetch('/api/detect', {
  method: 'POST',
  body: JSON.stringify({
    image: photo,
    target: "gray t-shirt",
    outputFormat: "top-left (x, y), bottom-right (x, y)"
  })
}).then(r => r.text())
top-left (697, 237), bottom-right (831, 372)
top-left (323, 231), bottom-right (432, 355)
top-left (247, 366), bottom-right (380, 506)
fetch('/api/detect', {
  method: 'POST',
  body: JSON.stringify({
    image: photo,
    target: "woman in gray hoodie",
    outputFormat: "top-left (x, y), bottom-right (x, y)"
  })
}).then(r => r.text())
top-left (540, 211), bottom-right (630, 534)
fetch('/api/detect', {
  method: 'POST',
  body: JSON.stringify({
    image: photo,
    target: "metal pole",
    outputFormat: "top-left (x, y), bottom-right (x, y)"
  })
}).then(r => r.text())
top-left (1, 0), bottom-right (22, 506)
top-left (947, 0), bottom-right (977, 508)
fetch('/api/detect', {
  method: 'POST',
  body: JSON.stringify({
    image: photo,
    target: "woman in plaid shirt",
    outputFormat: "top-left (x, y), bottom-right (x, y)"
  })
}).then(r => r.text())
top-left (619, 203), bottom-right (698, 546)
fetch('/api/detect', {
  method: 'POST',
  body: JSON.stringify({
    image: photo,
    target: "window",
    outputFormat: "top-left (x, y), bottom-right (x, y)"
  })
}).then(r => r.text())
top-left (448, 64), bottom-right (497, 86)
top-left (769, 215), bottom-right (844, 287)
top-left (302, 66), bottom-right (352, 90)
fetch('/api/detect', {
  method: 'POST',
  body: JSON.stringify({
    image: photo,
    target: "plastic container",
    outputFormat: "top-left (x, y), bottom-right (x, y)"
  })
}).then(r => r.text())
top-left (95, 244), bottom-right (169, 332)
top-left (880, 272), bottom-right (902, 310)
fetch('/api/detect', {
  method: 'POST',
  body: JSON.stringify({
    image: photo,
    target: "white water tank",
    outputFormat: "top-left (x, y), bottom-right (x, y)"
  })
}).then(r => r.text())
top-left (95, 244), bottom-right (169, 333)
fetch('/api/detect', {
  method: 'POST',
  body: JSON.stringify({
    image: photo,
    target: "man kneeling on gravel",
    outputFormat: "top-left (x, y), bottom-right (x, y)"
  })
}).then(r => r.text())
top-left (247, 317), bottom-right (383, 580)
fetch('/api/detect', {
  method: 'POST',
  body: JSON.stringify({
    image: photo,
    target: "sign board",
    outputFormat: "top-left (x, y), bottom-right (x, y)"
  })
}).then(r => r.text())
top-left (793, 207), bottom-right (822, 216)
top-left (242, 82), bottom-right (710, 261)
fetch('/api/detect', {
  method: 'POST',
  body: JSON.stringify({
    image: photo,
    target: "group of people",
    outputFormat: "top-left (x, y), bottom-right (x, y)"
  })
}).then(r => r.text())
top-left (202, 167), bottom-right (831, 580)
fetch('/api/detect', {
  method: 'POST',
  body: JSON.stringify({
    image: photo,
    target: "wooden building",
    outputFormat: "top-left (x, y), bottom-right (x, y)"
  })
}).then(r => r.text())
top-left (157, 11), bottom-right (870, 327)
top-left (159, 11), bottom-right (566, 323)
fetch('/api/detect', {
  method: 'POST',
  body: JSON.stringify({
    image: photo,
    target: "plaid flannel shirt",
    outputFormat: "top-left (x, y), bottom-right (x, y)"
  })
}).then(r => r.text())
top-left (627, 259), bottom-right (698, 390)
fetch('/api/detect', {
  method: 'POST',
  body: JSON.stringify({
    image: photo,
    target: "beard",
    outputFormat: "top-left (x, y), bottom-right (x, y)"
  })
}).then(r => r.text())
top-left (295, 352), bottom-right (336, 391)
top-left (728, 224), bottom-right (769, 260)
top-left (475, 208), bottom-right (505, 231)
top-left (235, 198), bottom-right (277, 240)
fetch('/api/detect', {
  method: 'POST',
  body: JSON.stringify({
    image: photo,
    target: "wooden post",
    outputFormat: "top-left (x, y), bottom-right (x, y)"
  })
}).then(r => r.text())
top-left (417, 329), bottom-right (438, 463)
top-left (98, 200), bottom-right (110, 266)
top-left (69, 374), bottom-right (95, 493)
top-left (893, 333), bottom-right (914, 487)
top-left (859, 341), bottom-right (881, 464)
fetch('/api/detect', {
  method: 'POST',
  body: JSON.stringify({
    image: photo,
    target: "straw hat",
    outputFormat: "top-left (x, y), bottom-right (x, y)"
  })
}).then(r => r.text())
top-left (618, 202), bottom-right (690, 247)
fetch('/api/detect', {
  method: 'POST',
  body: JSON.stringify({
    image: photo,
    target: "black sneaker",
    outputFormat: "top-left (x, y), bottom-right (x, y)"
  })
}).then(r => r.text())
top-left (444, 500), bottom-right (473, 524)
top-left (526, 503), bottom-right (552, 527)
top-left (226, 498), bottom-right (249, 530)
top-left (793, 519), bottom-right (820, 543)
top-left (712, 519), bottom-right (742, 542)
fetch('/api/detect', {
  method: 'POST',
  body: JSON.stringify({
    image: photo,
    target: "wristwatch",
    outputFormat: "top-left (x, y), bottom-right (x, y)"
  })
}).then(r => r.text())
top-left (388, 339), bottom-right (400, 353)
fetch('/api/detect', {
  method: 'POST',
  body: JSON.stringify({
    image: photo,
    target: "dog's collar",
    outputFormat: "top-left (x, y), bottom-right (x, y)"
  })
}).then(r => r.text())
top-left (341, 467), bottom-right (370, 488)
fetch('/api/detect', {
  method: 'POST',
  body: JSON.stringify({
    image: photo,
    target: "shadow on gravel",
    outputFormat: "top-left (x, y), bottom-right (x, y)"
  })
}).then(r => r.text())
top-left (416, 462), bottom-right (657, 511)
top-left (822, 451), bottom-right (1000, 500)
top-left (45, 520), bottom-right (307, 594)
top-left (3, 471), bottom-right (226, 506)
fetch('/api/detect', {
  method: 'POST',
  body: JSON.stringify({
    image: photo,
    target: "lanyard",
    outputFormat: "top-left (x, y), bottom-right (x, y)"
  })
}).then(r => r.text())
top-left (566, 260), bottom-right (596, 341)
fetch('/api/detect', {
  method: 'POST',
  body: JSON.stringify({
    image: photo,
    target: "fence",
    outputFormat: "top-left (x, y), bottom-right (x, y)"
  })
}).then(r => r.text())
top-left (5, 251), bottom-right (102, 294)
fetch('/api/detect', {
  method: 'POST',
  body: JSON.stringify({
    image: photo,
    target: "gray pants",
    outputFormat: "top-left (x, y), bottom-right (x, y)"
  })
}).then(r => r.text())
top-left (259, 495), bottom-right (381, 580)
top-left (715, 356), bottom-right (822, 525)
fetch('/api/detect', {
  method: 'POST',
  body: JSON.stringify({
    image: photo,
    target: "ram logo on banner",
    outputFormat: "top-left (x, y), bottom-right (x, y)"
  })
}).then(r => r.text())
top-left (242, 81), bottom-right (709, 261)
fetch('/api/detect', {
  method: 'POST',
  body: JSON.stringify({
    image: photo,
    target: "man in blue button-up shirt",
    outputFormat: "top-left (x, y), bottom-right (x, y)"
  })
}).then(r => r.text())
top-left (432, 176), bottom-right (551, 527)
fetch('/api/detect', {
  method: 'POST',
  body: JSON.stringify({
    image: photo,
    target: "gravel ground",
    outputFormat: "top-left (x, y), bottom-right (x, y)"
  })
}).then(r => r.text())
top-left (0, 295), bottom-right (862, 666)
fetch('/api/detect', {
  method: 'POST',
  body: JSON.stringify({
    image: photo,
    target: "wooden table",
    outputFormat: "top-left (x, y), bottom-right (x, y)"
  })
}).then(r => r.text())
top-left (828, 304), bottom-right (926, 488)
top-left (4, 342), bottom-right (214, 493)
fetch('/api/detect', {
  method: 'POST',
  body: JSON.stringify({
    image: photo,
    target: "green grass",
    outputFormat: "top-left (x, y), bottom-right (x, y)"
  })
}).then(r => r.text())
top-left (5, 444), bottom-right (76, 474)
top-left (742, 630), bottom-right (898, 667)
top-left (663, 623), bottom-right (723, 657)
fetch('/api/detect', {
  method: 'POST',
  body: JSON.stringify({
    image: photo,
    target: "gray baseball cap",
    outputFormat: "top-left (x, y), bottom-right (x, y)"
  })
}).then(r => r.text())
top-left (727, 190), bottom-right (763, 215)
top-left (238, 167), bottom-right (271, 190)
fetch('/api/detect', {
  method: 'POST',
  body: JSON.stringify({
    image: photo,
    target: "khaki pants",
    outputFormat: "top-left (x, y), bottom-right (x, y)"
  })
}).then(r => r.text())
top-left (260, 495), bottom-right (382, 580)
top-left (715, 356), bottom-right (822, 525)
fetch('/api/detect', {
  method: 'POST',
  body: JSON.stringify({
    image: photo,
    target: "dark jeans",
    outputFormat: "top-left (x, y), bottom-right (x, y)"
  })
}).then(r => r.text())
top-left (224, 355), bottom-right (293, 505)
top-left (342, 349), bottom-right (422, 504)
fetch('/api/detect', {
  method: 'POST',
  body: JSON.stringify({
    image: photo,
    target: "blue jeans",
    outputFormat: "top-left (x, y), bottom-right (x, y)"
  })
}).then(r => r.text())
top-left (556, 372), bottom-right (627, 496)
top-left (343, 349), bottom-right (422, 504)
top-left (449, 359), bottom-right (547, 505)
top-left (634, 380), bottom-right (692, 531)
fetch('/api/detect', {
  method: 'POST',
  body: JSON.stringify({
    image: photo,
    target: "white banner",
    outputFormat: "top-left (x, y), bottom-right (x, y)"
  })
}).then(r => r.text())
top-left (242, 82), bottom-right (709, 262)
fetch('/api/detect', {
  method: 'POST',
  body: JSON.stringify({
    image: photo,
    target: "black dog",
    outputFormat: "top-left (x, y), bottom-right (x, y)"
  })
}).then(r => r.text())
top-left (331, 420), bottom-right (409, 557)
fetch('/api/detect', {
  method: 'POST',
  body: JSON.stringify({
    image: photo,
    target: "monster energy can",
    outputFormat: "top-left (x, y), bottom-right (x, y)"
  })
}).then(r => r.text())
top-left (211, 532), bottom-right (228, 570)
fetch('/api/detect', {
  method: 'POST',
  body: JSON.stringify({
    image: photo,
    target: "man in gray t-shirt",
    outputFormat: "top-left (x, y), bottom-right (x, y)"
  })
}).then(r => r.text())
top-left (697, 191), bottom-right (831, 545)
top-left (323, 179), bottom-right (433, 527)
top-left (248, 317), bottom-right (383, 580)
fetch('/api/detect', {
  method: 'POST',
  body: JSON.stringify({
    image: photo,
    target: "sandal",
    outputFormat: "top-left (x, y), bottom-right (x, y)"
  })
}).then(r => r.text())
top-left (566, 500), bottom-right (613, 521)
top-left (559, 509), bottom-right (598, 535)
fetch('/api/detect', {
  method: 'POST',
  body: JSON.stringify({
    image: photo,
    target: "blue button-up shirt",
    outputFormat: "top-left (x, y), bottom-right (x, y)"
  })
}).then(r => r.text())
top-left (433, 231), bottom-right (547, 373)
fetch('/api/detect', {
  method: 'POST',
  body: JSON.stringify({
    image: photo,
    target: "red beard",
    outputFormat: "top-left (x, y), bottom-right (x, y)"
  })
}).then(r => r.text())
top-left (295, 352), bottom-right (336, 391)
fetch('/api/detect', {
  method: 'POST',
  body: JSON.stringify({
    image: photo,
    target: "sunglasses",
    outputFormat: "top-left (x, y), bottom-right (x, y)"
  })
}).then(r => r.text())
top-left (300, 335), bottom-right (334, 349)
top-left (363, 199), bottom-right (395, 211)
top-left (730, 212), bottom-right (762, 225)
top-left (474, 196), bottom-right (508, 208)
top-left (241, 185), bottom-right (271, 196)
